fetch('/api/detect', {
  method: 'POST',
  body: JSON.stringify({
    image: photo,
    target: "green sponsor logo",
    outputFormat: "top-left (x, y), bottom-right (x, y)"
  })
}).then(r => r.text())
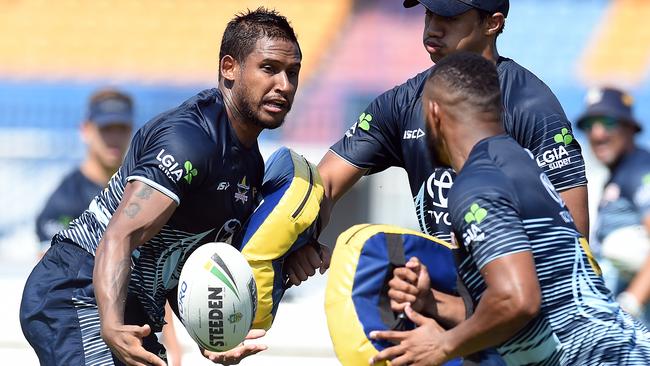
top-left (204, 260), bottom-right (240, 301)
top-left (464, 203), bottom-right (488, 224)
top-left (358, 112), bottom-right (372, 131)
top-left (59, 215), bottom-right (73, 227)
top-left (553, 128), bottom-right (573, 146)
top-left (184, 161), bottom-right (198, 184)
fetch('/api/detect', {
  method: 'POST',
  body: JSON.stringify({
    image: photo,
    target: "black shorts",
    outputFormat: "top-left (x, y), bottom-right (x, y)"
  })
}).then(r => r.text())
top-left (19, 241), bottom-right (166, 366)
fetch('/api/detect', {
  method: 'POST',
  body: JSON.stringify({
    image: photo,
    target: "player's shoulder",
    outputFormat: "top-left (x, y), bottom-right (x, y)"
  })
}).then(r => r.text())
top-left (497, 57), bottom-right (565, 115)
top-left (629, 147), bottom-right (650, 169)
top-left (138, 89), bottom-right (223, 153)
top-left (41, 168), bottom-right (89, 209)
top-left (451, 137), bottom-right (522, 204)
top-left (52, 168), bottom-right (95, 196)
top-left (374, 66), bottom-right (434, 108)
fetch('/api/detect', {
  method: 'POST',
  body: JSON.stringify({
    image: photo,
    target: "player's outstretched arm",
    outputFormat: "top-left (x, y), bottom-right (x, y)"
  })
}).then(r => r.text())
top-left (317, 150), bottom-right (368, 229)
top-left (559, 186), bottom-right (589, 238)
top-left (283, 151), bottom-right (366, 286)
top-left (94, 180), bottom-right (177, 366)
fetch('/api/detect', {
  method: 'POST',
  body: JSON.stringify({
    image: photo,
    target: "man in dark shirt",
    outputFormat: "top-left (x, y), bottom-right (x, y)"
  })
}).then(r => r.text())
top-left (35, 89), bottom-right (133, 251)
top-left (288, 0), bottom-right (589, 285)
top-left (291, 2), bottom-right (590, 362)
top-left (576, 87), bottom-right (650, 322)
top-left (20, 8), bottom-right (301, 366)
top-left (371, 51), bottom-right (650, 366)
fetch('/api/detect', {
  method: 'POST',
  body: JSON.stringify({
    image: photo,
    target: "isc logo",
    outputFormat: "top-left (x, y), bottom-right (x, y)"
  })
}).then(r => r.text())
top-left (403, 129), bottom-right (425, 140)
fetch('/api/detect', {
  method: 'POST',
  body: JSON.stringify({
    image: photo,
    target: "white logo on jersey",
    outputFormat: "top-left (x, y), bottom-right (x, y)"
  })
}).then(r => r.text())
top-left (462, 224), bottom-right (485, 247)
top-left (234, 176), bottom-right (250, 204)
top-left (403, 129), bottom-right (425, 140)
top-left (536, 145), bottom-right (571, 171)
top-left (428, 170), bottom-right (453, 208)
top-left (345, 122), bottom-right (358, 138)
top-left (415, 169), bottom-right (455, 235)
top-left (156, 149), bottom-right (184, 182)
top-left (217, 182), bottom-right (230, 190)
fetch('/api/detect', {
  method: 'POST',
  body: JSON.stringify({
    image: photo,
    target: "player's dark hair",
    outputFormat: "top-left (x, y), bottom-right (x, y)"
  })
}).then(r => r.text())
top-left (476, 9), bottom-right (505, 36)
top-left (219, 7), bottom-right (301, 73)
top-left (428, 52), bottom-right (502, 117)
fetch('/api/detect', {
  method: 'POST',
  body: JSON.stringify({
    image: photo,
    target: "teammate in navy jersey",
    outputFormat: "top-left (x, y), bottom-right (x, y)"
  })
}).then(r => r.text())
top-left (20, 8), bottom-right (301, 366)
top-left (370, 52), bottom-right (650, 366)
top-left (286, 0), bottom-right (589, 290)
top-left (577, 87), bottom-right (650, 322)
top-left (36, 89), bottom-right (132, 252)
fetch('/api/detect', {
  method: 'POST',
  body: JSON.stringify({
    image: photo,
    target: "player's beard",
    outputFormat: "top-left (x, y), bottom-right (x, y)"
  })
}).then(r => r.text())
top-left (237, 88), bottom-right (287, 131)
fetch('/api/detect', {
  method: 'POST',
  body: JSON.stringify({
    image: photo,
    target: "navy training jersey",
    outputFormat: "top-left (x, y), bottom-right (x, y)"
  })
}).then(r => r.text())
top-left (330, 57), bottom-right (586, 242)
top-left (449, 135), bottom-right (650, 365)
top-left (594, 147), bottom-right (650, 245)
top-left (36, 169), bottom-right (102, 246)
top-left (55, 88), bottom-right (264, 329)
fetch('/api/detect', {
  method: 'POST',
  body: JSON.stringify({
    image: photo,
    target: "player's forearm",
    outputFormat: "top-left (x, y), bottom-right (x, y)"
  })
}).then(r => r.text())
top-left (441, 286), bottom-right (539, 359)
top-left (316, 151), bottom-right (367, 230)
top-left (94, 233), bottom-right (133, 328)
top-left (428, 289), bottom-right (466, 329)
top-left (559, 185), bottom-right (589, 238)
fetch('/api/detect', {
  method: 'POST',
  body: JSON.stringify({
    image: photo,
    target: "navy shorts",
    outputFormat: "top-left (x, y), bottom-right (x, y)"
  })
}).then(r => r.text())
top-left (19, 241), bottom-right (166, 366)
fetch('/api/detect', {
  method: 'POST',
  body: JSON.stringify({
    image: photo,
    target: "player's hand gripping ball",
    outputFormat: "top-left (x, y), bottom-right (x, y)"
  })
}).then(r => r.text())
top-left (178, 242), bottom-right (257, 352)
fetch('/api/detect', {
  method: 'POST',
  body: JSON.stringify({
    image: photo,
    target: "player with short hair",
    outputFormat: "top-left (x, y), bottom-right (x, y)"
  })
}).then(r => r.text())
top-left (576, 87), bottom-right (650, 322)
top-left (370, 51), bottom-right (650, 366)
top-left (20, 8), bottom-right (301, 366)
top-left (288, 0), bottom-right (589, 287)
top-left (295, 1), bottom-right (589, 362)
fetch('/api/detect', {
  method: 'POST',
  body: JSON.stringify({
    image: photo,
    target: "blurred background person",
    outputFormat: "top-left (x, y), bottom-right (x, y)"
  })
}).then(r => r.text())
top-left (32, 88), bottom-right (184, 365)
top-left (35, 89), bottom-right (133, 254)
top-left (577, 87), bottom-right (650, 323)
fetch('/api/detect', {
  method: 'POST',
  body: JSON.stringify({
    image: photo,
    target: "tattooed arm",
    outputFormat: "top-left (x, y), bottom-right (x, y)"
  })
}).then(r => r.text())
top-left (94, 180), bottom-right (176, 366)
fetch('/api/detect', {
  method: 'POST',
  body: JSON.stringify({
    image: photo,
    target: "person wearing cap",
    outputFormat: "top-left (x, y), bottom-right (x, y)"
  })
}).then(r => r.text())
top-left (33, 88), bottom-right (186, 366)
top-left (35, 89), bottom-right (134, 253)
top-left (577, 87), bottom-right (650, 323)
top-left (293, 0), bottom-right (589, 363)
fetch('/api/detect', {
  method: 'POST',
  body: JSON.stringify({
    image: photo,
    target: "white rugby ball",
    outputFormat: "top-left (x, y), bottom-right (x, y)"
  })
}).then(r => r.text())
top-left (177, 242), bottom-right (257, 352)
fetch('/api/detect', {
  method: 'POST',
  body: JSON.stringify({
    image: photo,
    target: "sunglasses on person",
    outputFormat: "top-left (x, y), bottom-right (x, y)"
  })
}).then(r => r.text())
top-left (581, 116), bottom-right (620, 131)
